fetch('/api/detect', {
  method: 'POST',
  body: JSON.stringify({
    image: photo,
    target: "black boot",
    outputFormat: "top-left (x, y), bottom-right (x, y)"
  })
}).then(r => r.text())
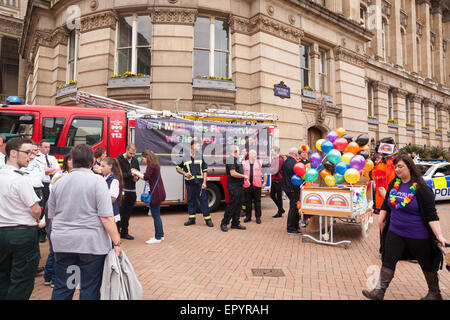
top-left (205, 219), bottom-right (214, 228)
top-left (421, 271), bottom-right (443, 300)
top-left (184, 219), bottom-right (196, 226)
top-left (362, 266), bottom-right (395, 300)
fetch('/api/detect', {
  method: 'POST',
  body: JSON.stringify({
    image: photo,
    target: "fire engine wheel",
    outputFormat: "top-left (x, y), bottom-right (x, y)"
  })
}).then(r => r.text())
top-left (196, 183), bottom-right (222, 213)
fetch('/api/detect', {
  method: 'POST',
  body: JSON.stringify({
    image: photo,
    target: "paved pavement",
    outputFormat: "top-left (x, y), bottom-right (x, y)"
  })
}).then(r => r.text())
top-left (30, 198), bottom-right (450, 300)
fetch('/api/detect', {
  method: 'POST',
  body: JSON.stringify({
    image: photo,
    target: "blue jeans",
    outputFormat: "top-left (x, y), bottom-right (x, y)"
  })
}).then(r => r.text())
top-left (51, 253), bottom-right (105, 300)
top-left (149, 204), bottom-right (164, 240)
top-left (43, 239), bottom-right (55, 283)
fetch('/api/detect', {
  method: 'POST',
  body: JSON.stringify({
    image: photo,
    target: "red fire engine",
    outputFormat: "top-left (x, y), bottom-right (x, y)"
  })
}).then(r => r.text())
top-left (0, 92), bottom-right (278, 211)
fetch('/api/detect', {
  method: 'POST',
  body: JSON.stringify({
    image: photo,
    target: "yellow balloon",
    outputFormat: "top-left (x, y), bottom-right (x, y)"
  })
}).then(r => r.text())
top-left (344, 168), bottom-right (360, 184)
top-left (341, 152), bottom-right (354, 164)
top-left (324, 175), bottom-right (336, 187)
top-left (316, 139), bottom-right (326, 152)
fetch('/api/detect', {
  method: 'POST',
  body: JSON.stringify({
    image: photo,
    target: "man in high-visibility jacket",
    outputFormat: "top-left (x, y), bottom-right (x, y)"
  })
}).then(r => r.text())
top-left (176, 140), bottom-right (213, 227)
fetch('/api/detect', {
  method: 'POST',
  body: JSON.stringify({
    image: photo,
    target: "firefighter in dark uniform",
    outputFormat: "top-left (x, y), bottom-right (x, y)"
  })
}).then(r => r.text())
top-left (176, 140), bottom-right (214, 227)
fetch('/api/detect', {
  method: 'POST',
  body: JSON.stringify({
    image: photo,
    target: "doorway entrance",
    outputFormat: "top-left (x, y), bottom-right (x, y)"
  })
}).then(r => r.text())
top-left (308, 126), bottom-right (323, 153)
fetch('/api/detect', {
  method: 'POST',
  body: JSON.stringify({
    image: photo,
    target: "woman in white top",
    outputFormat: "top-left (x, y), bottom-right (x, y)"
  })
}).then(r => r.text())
top-left (101, 157), bottom-right (124, 228)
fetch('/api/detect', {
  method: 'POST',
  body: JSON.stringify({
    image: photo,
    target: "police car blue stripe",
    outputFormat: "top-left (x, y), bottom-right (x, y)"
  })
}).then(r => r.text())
top-left (426, 179), bottom-right (434, 189)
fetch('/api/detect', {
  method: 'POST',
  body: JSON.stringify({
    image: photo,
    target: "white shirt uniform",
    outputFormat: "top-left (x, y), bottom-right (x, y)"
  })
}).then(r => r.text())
top-left (34, 152), bottom-right (60, 184)
top-left (21, 158), bottom-right (45, 188)
top-left (0, 165), bottom-right (40, 227)
top-left (0, 152), bottom-right (6, 170)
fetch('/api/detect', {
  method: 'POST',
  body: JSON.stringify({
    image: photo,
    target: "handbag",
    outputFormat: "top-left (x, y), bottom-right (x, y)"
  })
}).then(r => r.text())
top-left (141, 175), bottom-right (160, 205)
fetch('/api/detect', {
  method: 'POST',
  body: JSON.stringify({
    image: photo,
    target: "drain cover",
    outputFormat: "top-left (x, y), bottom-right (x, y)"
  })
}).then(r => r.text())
top-left (251, 268), bottom-right (285, 277)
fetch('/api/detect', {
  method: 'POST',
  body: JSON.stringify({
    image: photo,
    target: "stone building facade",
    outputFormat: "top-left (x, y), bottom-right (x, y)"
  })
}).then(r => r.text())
top-left (0, 0), bottom-right (28, 103)
top-left (17, 0), bottom-right (450, 153)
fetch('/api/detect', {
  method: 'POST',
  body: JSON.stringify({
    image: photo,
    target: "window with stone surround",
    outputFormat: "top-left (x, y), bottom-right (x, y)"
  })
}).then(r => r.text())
top-left (318, 49), bottom-right (328, 93)
top-left (67, 29), bottom-right (80, 82)
top-left (434, 105), bottom-right (438, 129)
top-left (360, 5), bottom-right (367, 28)
top-left (401, 28), bottom-right (406, 67)
top-left (416, 37), bottom-right (421, 74)
top-left (366, 81), bottom-right (374, 117)
top-left (193, 16), bottom-right (230, 78)
top-left (387, 89), bottom-right (393, 120)
top-left (421, 100), bottom-right (425, 127)
top-left (300, 43), bottom-right (310, 89)
top-left (116, 14), bottom-right (152, 76)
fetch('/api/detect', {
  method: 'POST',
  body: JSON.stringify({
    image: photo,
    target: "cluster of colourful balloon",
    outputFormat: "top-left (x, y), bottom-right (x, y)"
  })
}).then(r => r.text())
top-left (290, 128), bottom-right (374, 187)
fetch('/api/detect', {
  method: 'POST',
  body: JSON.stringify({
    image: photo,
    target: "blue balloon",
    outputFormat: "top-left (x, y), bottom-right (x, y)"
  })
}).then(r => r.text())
top-left (321, 140), bottom-right (334, 154)
top-left (291, 175), bottom-right (303, 186)
top-left (335, 161), bottom-right (350, 176)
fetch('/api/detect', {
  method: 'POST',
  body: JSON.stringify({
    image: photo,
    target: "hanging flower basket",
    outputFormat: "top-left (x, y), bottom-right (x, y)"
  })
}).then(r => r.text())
top-left (56, 81), bottom-right (77, 98)
top-left (387, 119), bottom-right (399, 128)
top-left (302, 87), bottom-right (316, 99)
top-left (406, 123), bottom-right (415, 132)
top-left (193, 76), bottom-right (236, 91)
top-left (368, 116), bottom-right (379, 125)
top-left (107, 72), bottom-right (150, 88)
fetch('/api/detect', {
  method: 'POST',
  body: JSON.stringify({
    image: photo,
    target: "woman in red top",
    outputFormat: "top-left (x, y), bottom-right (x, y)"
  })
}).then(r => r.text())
top-left (131, 150), bottom-right (166, 244)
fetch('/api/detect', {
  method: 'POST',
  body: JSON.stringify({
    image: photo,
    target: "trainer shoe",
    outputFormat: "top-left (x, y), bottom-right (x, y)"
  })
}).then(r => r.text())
top-left (146, 237), bottom-right (162, 244)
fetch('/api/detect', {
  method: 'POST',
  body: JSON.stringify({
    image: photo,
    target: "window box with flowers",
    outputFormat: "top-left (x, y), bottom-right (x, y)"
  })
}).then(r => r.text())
top-left (302, 86), bottom-right (316, 99)
top-left (368, 115), bottom-right (379, 125)
top-left (192, 76), bottom-right (236, 91)
top-left (406, 122), bottom-right (415, 132)
top-left (421, 126), bottom-right (430, 134)
top-left (56, 81), bottom-right (77, 98)
top-left (435, 128), bottom-right (442, 136)
top-left (107, 72), bottom-right (150, 89)
top-left (320, 91), bottom-right (333, 103)
top-left (387, 119), bottom-right (399, 128)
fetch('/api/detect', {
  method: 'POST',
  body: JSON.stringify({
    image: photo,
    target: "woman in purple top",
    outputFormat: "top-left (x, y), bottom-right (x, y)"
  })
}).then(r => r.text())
top-left (363, 154), bottom-right (447, 300)
top-left (131, 150), bottom-right (166, 244)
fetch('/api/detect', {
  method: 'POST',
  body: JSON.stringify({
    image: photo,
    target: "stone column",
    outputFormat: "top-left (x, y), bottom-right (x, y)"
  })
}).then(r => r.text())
top-left (392, 88), bottom-right (407, 147)
top-left (431, 3), bottom-right (444, 83)
top-left (326, 0), bottom-right (343, 15)
top-left (17, 57), bottom-right (27, 100)
top-left (388, 0), bottom-right (402, 67)
top-left (368, 0), bottom-right (384, 61)
top-left (416, 0), bottom-right (432, 79)
top-left (78, 11), bottom-right (117, 99)
top-left (423, 98), bottom-right (435, 145)
top-left (342, 0), bottom-right (360, 22)
top-left (310, 43), bottom-right (320, 92)
top-left (150, 7), bottom-right (197, 111)
top-left (372, 81), bottom-right (389, 137)
top-left (444, 12), bottom-right (450, 87)
top-left (409, 94), bottom-right (423, 145)
top-left (404, 0), bottom-right (418, 73)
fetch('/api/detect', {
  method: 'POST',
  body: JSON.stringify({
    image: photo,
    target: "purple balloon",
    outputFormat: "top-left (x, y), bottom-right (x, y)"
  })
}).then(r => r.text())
top-left (309, 152), bottom-right (322, 168)
top-left (326, 131), bottom-right (339, 143)
top-left (350, 155), bottom-right (366, 171)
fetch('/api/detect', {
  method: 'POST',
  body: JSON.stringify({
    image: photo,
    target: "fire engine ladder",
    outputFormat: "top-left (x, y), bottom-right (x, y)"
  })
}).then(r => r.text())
top-left (73, 90), bottom-right (278, 122)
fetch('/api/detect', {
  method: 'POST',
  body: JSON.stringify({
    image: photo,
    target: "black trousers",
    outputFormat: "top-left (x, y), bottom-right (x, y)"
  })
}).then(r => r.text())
top-left (119, 191), bottom-right (136, 235)
top-left (286, 191), bottom-right (300, 232)
top-left (245, 185), bottom-right (261, 219)
top-left (222, 184), bottom-right (243, 227)
top-left (270, 181), bottom-right (284, 215)
top-left (382, 230), bottom-right (437, 272)
top-left (41, 183), bottom-right (50, 209)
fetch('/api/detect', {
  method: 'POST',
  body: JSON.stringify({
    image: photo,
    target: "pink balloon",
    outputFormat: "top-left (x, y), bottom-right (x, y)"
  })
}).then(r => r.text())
top-left (294, 162), bottom-right (306, 177)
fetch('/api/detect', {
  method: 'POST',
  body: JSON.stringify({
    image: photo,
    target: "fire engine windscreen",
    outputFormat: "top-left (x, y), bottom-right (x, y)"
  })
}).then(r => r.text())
top-left (0, 113), bottom-right (35, 140)
top-left (135, 118), bottom-right (272, 166)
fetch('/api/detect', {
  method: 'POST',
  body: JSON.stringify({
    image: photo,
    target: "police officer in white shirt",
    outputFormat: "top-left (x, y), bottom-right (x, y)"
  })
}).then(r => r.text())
top-left (0, 134), bottom-right (6, 170)
top-left (34, 139), bottom-right (60, 207)
top-left (0, 137), bottom-right (42, 300)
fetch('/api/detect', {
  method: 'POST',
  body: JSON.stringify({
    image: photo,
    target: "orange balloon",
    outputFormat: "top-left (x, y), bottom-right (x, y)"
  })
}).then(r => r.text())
top-left (346, 142), bottom-right (360, 155)
top-left (336, 128), bottom-right (346, 138)
top-left (359, 145), bottom-right (370, 153)
top-left (320, 169), bottom-right (331, 179)
top-left (363, 159), bottom-right (374, 173)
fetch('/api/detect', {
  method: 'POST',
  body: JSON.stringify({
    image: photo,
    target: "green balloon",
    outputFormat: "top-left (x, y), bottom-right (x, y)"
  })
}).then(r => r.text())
top-left (327, 149), bottom-right (342, 164)
top-left (305, 168), bottom-right (319, 182)
top-left (334, 172), bottom-right (345, 184)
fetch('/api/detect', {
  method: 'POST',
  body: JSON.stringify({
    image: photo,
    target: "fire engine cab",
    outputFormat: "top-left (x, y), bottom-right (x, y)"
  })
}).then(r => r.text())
top-left (0, 92), bottom-right (278, 212)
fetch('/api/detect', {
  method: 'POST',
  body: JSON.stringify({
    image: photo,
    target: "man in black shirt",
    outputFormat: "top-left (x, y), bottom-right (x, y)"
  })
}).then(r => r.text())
top-left (282, 147), bottom-right (302, 235)
top-left (220, 145), bottom-right (248, 232)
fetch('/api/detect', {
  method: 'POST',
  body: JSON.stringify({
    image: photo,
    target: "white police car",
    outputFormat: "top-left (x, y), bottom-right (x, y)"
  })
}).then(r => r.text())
top-left (421, 161), bottom-right (450, 201)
